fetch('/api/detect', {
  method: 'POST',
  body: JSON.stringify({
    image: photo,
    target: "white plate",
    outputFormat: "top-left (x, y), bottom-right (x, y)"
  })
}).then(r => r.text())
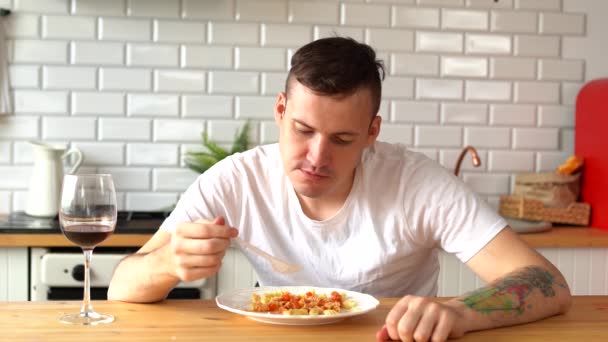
top-left (216, 286), bottom-right (380, 326)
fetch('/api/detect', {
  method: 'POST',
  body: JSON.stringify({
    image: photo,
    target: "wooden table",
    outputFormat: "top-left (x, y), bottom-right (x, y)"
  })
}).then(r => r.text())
top-left (1, 297), bottom-right (608, 341)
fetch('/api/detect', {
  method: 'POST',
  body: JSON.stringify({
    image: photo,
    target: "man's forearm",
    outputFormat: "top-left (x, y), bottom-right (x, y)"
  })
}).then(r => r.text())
top-left (107, 245), bottom-right (179, 303)
top-left (448, 265), bottom-right (572, 333)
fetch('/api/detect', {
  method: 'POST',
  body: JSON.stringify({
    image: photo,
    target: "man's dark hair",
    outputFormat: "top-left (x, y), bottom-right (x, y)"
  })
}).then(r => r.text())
top-left (285, 37), bottom-right (386, 117)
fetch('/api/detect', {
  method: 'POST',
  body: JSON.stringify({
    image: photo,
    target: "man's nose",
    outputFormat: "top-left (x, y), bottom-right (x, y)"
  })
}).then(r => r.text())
top-left (307, 135), bottom-right (331, 167)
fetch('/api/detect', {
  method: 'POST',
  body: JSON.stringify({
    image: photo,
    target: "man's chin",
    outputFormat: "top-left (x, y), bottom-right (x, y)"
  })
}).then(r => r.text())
top-left (292, 184), bottom-right (327, 199)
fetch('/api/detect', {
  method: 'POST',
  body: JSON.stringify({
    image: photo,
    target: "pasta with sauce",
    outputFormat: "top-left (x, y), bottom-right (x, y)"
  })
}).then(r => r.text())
top-left (249, 290), bottom-right (357, 316)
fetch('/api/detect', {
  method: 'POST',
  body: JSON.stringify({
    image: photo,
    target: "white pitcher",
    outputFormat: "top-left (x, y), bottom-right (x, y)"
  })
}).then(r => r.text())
top-left (25, 141), bottom-right (84, 217)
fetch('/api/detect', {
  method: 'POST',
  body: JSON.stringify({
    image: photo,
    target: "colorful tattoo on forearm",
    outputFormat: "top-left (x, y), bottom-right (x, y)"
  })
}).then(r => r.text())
top-left (460, 266), bottom-right (565, 315)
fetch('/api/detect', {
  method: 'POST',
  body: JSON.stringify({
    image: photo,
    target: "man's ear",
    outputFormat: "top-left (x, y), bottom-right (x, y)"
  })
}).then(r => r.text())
top-left (366, 115), bottom-right (382, 146)
top-left (274, 92), bottom-right (287, 124)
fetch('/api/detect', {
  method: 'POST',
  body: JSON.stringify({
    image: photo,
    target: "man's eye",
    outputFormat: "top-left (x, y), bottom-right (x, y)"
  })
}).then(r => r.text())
top-left (295, 127), bottom-right (312, 134)
top-left (333, 137), bottom-right (353, 145)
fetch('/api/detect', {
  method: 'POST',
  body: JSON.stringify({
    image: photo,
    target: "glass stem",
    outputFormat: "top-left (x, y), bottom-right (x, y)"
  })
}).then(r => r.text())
top-left (81, 248), bottom-right (94, 316)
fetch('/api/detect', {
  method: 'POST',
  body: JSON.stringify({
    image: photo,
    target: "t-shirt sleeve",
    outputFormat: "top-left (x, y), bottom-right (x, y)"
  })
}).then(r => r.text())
top-left (159, 156), bottom-right (240, 233)
top-left (405, 159), bottom-right (507, 263)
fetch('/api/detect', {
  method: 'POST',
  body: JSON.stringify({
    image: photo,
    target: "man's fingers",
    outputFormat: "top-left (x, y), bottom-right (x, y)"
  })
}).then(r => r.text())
top-left (376, 325), bottom-right (394, 341)
top-left (174, 251), bottom-right (226, 268)
top-left (175, 265), bottom-right (221, 282)
top-left (432, 311), bottom-right (457, 342)
top-left (173, 237), bottom-right (231, 255)
top-left (195, 216), bottom-right (225, 226)
top-left (412, 304), bottom-right (441, 342)
top-left (383, 298), bottom-right (462, 342)
top-left (397, 304), bottom-right (424, 342)
top-left (177, 221), bottom-right (238, 239)
top-left (433, 312), bottom-right (464, 341)
top-left (385, 296), bottom-right (412, 341)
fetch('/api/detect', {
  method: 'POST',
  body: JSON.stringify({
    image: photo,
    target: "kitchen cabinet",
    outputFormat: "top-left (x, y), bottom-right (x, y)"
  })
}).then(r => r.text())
top-left (0, 210), bottom-right (173, 302)
top-left (217, 247), bottom-right (608, 297)
top-left (2, 227), bottom-right (608, 301)
top-left (218, 246), bottom-right (259, 293)
top-left (436, 247), bottom-right (608, 296)
top-left (0, 247), bottom-right (28, 301)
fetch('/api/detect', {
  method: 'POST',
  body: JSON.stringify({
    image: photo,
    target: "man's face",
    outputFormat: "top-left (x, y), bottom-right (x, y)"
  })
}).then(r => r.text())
top-left (274, 81), bottom-right (381, 201)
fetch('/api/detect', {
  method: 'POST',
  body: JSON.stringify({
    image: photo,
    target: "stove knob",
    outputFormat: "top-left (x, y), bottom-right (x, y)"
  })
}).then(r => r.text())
top-left (72, 264), bottom-right (85, 282)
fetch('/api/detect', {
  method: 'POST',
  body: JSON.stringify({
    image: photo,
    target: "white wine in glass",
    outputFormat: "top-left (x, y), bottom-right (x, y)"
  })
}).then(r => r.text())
top-left (59, 174), bottom-right (117, 325)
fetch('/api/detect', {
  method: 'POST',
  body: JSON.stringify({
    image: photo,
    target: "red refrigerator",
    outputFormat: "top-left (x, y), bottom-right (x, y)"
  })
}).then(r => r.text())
top-left (575, 78), bottom-right (608, 230)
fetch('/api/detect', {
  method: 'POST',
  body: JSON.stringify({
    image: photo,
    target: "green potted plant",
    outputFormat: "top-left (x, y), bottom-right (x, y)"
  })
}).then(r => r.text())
top-left (184, 121), bottom-right (252, 174)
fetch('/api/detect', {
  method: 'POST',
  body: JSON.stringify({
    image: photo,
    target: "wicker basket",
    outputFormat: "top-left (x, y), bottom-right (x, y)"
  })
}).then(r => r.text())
top-left (513, 172), bottom-right (581, 208)
top-left (499, 195), bottom-right (590, 226)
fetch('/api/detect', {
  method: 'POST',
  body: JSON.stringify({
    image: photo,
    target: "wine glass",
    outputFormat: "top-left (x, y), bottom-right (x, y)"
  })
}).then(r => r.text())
top-left (58, 174), bottom-right (117, 325)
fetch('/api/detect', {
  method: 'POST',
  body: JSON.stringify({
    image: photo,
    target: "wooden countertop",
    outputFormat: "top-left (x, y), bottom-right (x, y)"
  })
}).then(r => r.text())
top-left (1, 227), bottom-right (608, 248)
top-left (1, 296), bottom-right (607, 341)
top-left (0, 233), bottom-right (152, 247)
top-left (519, 226), bottom-right (608, 247)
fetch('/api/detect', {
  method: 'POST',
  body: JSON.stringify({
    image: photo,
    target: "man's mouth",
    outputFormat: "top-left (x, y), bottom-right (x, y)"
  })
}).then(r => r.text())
top-left (299, 168), bottom-right (329, 180)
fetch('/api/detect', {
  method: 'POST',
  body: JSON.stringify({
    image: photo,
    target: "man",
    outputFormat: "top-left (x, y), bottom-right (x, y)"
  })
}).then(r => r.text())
top-left (108, 37), bottom-right (571, 341)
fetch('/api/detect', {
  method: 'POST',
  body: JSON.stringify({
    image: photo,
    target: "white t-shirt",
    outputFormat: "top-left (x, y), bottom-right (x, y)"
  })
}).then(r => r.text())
top-left (160, 142), bottom-right (507, 297)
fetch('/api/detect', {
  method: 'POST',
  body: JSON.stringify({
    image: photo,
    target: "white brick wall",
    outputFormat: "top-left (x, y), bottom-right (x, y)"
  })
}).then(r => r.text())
top-left (0, 0), bottom-right (587, 212)
top-left (5, 14), bottom-right (39, 38)
top-left (71, 41), bottom-right (123, 65)
top-left (13, 90), bottom-right (68, 114)
top-left (101, 68), bottom-right (151, 91)
top-left (0, 143), bottom-right (9, 163)
top-left (72, 92), bottom-right (125, 115)
top-left (441, 103), bottom-right (487, 124)
top-left (42, 15), bottom-right (96, 39)
top-left (393, 7), bottom-right (439, 28)
top-left (288, 1), bottom-right (339, 25)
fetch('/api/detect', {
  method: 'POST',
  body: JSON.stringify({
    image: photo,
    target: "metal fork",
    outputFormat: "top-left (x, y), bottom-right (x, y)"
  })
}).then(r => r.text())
top-left (235, 238), bottom-right (301, 274)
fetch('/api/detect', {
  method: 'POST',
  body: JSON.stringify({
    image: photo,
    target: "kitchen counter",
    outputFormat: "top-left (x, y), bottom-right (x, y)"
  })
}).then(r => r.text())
top-left (0, 211), bottom-right (163, 247)
top-left (520, 226), bottom-right (608, 247)
top-left (1, 296), bottom-right (607, 341)
top-left (0, 233), bottom-right (151, 247)
top-left (1, 226), bottom-right (607, 247)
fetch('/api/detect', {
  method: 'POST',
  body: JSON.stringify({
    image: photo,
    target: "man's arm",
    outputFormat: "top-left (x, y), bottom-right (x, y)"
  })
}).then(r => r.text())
top-left (451, 227), bottom-right (571, 332)
top-left (108, 217), bottom-right (238, 303)
top-left (107, 230), bottom-right (180, 303)
top-left (378, 227), bottom-right (572, 341)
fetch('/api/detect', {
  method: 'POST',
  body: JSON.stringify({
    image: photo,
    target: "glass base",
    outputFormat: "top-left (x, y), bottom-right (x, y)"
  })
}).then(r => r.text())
top-left (59, 311), bottom-right (115, 325)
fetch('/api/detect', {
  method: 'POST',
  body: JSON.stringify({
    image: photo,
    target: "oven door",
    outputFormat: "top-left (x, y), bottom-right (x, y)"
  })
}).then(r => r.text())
top-left (30, 247), bottom-right (216, 301)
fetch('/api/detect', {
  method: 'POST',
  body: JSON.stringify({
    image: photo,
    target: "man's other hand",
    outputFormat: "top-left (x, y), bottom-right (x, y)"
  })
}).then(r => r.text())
top-left (376, 295), bottom-right (467, 342)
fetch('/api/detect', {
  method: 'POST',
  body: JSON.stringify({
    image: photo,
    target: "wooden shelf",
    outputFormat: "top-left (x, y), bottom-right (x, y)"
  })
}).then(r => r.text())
top-left (1, 227), bottom-right (608, 248)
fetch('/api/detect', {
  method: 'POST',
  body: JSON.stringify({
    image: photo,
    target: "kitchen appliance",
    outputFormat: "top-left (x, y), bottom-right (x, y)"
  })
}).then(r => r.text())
top-left (575, 78), bottom-right (608, 230)
top-left (30, 247), bottom-right (216, 301)
top-left (25, 211), bottom-right (216, 300)
top-left (25, 141), bottom-right (83, 218)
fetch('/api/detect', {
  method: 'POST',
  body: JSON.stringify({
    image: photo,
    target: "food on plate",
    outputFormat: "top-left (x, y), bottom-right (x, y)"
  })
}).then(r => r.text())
top-left (249, 290), bottom-right (357, 316)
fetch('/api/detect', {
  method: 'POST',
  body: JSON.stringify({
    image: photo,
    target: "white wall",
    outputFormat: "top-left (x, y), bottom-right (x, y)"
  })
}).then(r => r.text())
top-left (0, 0), bottom-right (597, 213)
top-left (563, 0), bottom-right (608, 80)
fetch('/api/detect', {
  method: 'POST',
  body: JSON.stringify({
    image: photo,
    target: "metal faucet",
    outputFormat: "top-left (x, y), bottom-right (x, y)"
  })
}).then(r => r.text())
top-left (453, 146), bottom-right (481, 177)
